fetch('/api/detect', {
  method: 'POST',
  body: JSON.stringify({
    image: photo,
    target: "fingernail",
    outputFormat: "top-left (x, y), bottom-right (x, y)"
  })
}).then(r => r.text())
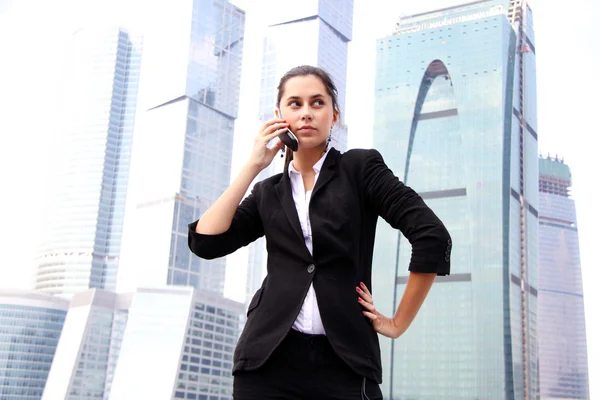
top-left (358, 297), bottom-right (362, 302)
top-left (360, 282), bottom-right (365, 287)
top-left (356, 287), bottom-right (361, 292)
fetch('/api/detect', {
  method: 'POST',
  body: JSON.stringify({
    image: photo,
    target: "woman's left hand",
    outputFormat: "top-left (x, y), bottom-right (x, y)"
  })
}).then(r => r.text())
top-left (357, 282), bottom-right (401, 339)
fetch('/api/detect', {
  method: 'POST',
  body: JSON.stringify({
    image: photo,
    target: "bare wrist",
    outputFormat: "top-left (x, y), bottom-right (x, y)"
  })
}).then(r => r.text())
top-left (243, 161), bottom-right (263, 176)
top-left (391, 316), bottom-right (406, 339)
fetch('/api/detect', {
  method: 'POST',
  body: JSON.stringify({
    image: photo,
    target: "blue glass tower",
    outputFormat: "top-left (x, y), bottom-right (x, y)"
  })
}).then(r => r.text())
top-left (373, 1), bottom-right (539, 398)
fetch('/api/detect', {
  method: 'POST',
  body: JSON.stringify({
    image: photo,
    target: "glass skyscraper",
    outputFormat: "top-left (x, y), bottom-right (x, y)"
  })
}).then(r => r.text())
top-left (42, 287), bottom-right (243, 400)
top-left (33, 0), bottom-right (246, 397)
top-left (109, 287), bottom-right (243, 400)
top-left (111, 2), bottom-right (247, 397)
top-left (117, 0), bottom-right (245, 295)
top-left (42, 289), bottom-right (131, 400)
top-left (35, 27), bottom-right (143, 295)
top-left (373, 1), bottom-right (539, 399)
top-left (257, 0), bottom-right (353, 150)
top-left (244, 0), bottom-right (354, 304)
top-left (538, 156), bottom-right (589, 399)
top-left (0, 290), bottom-right (69, 399)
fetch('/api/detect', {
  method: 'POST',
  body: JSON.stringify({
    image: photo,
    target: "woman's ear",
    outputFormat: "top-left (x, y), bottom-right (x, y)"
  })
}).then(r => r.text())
top-left (332, 110), bottom-right (339, 126)
top-left (274, 108), bottom-right (280, 119)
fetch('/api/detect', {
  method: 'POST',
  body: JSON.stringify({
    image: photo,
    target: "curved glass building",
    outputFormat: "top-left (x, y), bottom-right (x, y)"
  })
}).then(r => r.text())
top-left (0, 290), bottom-right (68, 399)
top-left (538, 156), bottom-right (589, 399)
top-left (373, 1), bottom-right (539, 398)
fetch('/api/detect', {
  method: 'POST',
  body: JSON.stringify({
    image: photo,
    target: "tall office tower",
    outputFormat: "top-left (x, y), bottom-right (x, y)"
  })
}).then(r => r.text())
top-left (0, 290), bottom-right (69, 400)
top-left (117, 0), bottom-right (245, 295)
top-left (42, 289), bottom-right (132, 400)
top-left (373, 1), bottom-right (539, 399)
top-left (34, 27), bottom-right (143, 295)
top-left (42, 287), bottom-right (243, 400)
top-left (538, 156), bottom-right (589, 399)
top-left (109, 287), bottom-right (244, 400)
top-left (244, 0), bottom-right (354, 304)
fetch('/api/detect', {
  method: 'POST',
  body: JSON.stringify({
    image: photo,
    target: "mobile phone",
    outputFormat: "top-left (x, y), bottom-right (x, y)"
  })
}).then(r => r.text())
top-left (276, 109), bottom-right (299, 152)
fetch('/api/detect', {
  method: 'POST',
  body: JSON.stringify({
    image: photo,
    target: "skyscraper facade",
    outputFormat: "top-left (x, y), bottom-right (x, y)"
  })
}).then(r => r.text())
top-left (538, 156), bottom-right (589, 399)
top-left (257, 0), bottom-right (353, 150)
top-left (372, 1), bottom-right (539, 398)
top-left (0, 290), bottom-right (69, 400)
top-left (244, 0), bottom-right (354, 304)
top-left (109, 287), bottom-right (243, 400)
top-left (117, 0), bottom-right (245, 294)
top-left (35, 27), bottom-right (143, 295)
top-left (42, 289), bottom-right (131, 400)
top-left (42, 286), bottom-right (244, 400)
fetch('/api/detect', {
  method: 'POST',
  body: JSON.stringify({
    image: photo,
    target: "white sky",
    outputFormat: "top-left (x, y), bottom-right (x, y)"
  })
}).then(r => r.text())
top-left (0, 0), bottom-right (597, 395)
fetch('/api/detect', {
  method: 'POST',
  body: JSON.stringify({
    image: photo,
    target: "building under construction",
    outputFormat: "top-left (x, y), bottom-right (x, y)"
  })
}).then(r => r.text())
top-left (538, 155), bottom-right (590, 399)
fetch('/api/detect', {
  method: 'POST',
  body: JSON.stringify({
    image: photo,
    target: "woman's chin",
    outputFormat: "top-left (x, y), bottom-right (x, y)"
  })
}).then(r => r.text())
top-left (297, 139), bottom-right (327, 151)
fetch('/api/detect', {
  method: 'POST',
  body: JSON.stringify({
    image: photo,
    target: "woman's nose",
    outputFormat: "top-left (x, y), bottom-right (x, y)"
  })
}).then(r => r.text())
top-left (301, 108), bottom-right (312, 120)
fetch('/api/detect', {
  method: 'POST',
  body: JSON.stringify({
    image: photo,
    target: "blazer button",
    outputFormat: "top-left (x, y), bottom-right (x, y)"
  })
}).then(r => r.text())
top-left (307, 264), bottom-right (315, 273)
top-left (445, 256), bottom-right (450, 262)
top-left (448, 239), bottom-right (452, 246)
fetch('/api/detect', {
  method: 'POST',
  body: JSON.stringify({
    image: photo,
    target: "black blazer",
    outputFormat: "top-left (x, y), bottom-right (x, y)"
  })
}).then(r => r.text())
top-left (188, 148), bottom-right (451, 383)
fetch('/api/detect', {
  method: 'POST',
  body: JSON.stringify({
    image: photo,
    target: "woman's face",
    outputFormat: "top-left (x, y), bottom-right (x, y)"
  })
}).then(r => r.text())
top-left (278, 75), bottom-right (337, 150)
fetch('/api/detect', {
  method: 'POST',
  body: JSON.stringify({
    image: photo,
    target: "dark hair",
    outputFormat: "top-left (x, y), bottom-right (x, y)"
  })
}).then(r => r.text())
top-left (276, 65), bottom-right (340, 168)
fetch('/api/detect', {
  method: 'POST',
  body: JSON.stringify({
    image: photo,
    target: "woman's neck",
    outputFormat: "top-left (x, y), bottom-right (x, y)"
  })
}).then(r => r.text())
top-left (292, 145), bottom-right (327, 174)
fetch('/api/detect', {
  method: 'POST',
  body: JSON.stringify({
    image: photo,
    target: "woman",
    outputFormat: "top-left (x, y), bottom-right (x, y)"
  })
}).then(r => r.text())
top-left (188, 65), bottom-right (451, 399)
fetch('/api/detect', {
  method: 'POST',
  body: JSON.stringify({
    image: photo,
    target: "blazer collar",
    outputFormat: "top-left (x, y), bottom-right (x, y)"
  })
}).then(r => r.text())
top-left (274, 148), bottom-right (341, 244)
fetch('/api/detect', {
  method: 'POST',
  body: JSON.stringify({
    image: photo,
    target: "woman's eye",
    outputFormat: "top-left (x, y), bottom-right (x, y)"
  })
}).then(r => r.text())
top-left (289, 101), bottom-right (300, 107)
top-left (313, 99), bottom-right (325, 106)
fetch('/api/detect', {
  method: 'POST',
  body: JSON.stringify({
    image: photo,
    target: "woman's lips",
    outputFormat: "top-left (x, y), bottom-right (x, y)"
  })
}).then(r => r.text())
top-left (297, 126), bottom-right (316, 132)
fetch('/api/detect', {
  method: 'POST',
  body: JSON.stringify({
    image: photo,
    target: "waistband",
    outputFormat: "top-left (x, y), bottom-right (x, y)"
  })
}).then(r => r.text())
top-left (283, 328), bottom-right (331, 352)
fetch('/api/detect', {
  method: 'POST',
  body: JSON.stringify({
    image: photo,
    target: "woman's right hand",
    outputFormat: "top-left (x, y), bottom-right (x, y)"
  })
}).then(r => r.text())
top-left (195, 119), bottom-right (288, 235)
top-left (247, 119), bottom-right (288, 171)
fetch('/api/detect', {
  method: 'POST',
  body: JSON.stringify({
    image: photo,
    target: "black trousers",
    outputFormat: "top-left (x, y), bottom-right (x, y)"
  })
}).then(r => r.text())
top-left (233, 329), bottom-right (383, 400)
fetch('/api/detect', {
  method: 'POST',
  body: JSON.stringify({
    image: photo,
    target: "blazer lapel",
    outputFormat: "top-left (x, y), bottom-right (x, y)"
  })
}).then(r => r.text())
top-left (311, 148), bottom-right (340, 199)
top-left (273, 148), bottom-right (341, 254)
top-left (274, 166), bottom-right (305, 245)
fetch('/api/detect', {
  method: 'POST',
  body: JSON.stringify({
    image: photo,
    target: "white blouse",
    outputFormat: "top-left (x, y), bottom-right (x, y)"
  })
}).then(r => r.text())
top-left (287, 148), bottom-right (330, 335)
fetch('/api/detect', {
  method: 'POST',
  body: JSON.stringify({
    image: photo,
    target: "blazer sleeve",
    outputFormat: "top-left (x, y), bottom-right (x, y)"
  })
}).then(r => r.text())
top-left (362, 149), bottom-right (451, 275)
top-left (188, 185), bottom-right (264, 260)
